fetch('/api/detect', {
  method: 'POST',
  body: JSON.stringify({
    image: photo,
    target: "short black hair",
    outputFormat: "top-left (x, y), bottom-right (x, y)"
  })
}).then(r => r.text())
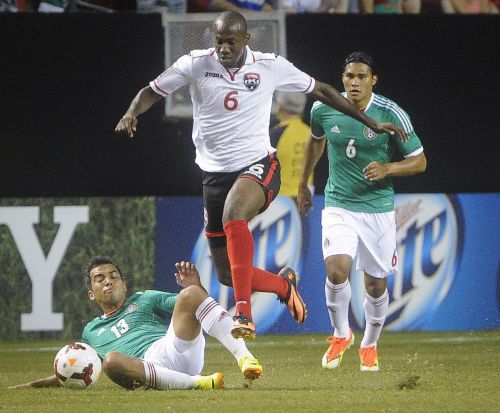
top-left (84, 255), bottom-right (124, 290)
top-left (343, 52), bottom-right (375, 74)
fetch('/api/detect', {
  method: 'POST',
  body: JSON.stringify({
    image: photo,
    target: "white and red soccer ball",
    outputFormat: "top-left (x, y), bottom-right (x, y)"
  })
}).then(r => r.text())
top-left (54, 342), bottom-right (101, 389)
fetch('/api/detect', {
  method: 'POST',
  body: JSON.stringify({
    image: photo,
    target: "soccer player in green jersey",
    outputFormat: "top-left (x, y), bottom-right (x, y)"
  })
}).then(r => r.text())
top-left (10, 255), bottom-right (262, 390)
top-left (298, 52), bottom-right (427, 372)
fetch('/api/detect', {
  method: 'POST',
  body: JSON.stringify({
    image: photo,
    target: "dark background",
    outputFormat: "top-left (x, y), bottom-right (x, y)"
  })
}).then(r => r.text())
top-left (1, 13), bottom-right (499, 197)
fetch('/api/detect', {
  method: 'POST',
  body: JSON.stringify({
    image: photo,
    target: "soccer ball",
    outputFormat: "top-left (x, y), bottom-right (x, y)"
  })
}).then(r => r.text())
top-left (54, 342), bottom-right (102, 389)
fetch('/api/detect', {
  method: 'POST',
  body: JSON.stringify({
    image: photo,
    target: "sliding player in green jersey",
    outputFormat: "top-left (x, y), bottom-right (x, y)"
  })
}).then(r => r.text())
top-left (298, 52), bottom-right (427, 372)
top-left (10, 255), bottom-right (262, 390)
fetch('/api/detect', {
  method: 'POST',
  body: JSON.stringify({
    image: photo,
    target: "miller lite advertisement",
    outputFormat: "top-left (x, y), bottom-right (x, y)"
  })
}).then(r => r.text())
top-left (156, 194), bottom-right (500, 334)
top-left (0, 194), bottom-right (498, 338)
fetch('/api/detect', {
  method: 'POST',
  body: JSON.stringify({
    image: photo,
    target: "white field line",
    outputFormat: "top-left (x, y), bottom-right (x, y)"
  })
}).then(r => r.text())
top-left (1, 334), bottom-right (498, 352)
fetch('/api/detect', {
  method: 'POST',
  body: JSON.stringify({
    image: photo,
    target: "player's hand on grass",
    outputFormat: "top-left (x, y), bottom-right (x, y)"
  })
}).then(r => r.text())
top-left (372, 122), bottom-right (409, 142)
top-left (298, 183), bottom-right (313, 216)
top-left (115, 114), bottom-right (138, 138)
top-left (363, 161), bottom-right (389, 181)
top-left (174, 261), bottom-right (203, 289)
top-left (8, 375), bottom-right (60, 389)
top-left (8, 383), bottom-right (32, 389)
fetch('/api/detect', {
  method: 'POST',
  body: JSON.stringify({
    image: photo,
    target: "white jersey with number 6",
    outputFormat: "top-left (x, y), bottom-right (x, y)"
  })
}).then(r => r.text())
top-left (150, 46), bottom-right (315, 172)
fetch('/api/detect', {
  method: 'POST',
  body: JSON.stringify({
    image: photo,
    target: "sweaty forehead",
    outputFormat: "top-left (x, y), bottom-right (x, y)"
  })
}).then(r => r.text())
top-left (214, 19), bottom-right (244, 36)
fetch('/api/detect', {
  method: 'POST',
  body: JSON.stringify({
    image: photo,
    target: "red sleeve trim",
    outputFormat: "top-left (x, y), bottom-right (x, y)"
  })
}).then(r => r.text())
top-left (153, 79), bottom-right (169, 96)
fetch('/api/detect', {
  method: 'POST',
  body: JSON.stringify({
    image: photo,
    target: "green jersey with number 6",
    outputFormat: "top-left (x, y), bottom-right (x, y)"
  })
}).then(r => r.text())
top-left (310, 93), bottom-right (423, 213)
top-left (81, 290), bottom-right (177, 359)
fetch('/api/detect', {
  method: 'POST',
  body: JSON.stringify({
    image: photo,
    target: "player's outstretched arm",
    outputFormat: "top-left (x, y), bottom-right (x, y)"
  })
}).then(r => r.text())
top-left (311, 81), bottom-right (409, 142)
top-left (9, 374), bottom-right (61, 389)
top-left (115, 86), bottom-right (163, 138)
top-left (298, 136), bottom-right (325, 216)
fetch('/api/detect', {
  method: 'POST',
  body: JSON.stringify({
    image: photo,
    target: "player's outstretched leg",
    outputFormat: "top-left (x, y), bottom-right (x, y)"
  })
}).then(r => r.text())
top-left (176, 262), bottom-right (262, 380)
top-left (321, 329), bottom-right (354, 369)
top-left (278, 267), bottom-right (307, 324)
top-left (223, 220), bottom-right (256, 339)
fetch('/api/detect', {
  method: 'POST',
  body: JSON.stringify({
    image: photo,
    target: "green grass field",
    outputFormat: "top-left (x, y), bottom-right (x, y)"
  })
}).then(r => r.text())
top-left (1, 331), bottom-right (499, 413)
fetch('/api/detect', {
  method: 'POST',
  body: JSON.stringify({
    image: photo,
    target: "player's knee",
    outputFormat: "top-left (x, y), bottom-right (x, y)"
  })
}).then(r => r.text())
top-left (177, 285), bottom-right (206, 309)
top-left (327, 266), bottom-right (349, 284)
top-left (365, 280), bottom-right (387, 298)
top-left (102, 352), bottom-right (122, 374)
top-left (102, 352), bottom-right (142, 390)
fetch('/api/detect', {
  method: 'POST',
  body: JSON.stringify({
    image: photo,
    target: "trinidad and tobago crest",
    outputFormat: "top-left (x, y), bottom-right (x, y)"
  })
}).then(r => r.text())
top-left (244, 72), bottom-right (260, 91)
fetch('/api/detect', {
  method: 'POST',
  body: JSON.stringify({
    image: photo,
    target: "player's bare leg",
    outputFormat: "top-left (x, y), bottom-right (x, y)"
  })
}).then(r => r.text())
top-left (101, 352), bottom-right (147, 389)
top-left (102, 351), bottom-right (223, 390)
top-left (175, 261), bottom-right (262, 381)
top-left (209, 245), bottom-right (233, 287)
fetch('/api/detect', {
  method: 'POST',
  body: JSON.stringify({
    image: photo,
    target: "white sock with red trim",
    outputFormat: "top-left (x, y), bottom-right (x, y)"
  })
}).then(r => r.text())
top-left (196, 297), bottom-right (250, 362)
top-left (142, 360), bottom-right (195, 390)
top-left (361, 290), bottom-right (389, 348)
top-left (325, 278), bottom-right (351, 338)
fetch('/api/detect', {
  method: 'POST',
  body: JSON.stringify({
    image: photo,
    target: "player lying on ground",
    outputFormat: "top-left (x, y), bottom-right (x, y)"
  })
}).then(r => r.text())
top-left (9, 255), bottom-right (262, 390)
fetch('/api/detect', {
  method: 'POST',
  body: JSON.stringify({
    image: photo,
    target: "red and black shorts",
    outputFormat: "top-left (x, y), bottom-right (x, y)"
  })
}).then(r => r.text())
top-left (202, 153), bottom-right (280, 247)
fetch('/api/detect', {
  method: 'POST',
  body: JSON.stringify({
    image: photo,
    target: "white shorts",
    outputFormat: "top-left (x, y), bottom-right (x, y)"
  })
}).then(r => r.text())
top-left (321, 207), bottom-right (398, 278)
top-left (143, 319), bottom-right (205, 376)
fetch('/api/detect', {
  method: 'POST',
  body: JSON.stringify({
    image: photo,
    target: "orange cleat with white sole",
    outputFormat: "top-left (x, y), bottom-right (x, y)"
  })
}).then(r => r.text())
top-left (321, 329), bottom-right (354, 369)
top-left (359, 346), bottom-right (380, 372)
top-left (279, 267), bottom-right (307, 324)
top-left (231, 313), bottom-right (256, 339)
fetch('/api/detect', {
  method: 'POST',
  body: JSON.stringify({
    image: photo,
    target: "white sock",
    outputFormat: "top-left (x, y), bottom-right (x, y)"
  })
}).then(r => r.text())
top-left (196, 297), bottom-right (251, 363)
top-left (143, 360), bottom-right (195, 390)
top-left (325, 278), bottom-right (351, 338)
top-left (360, 289), bottom-right (389, 348)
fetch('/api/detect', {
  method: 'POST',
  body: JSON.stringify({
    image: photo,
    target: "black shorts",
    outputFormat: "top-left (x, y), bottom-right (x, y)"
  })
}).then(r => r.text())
top-left (202, 153), bottom-right (280, 245)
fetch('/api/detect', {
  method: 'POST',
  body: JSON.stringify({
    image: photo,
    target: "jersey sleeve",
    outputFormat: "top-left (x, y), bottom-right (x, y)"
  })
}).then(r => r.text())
top-left (149, 54), bottom-right (192, 97)
top-left (275, 55), bottom-right (315, 94)
top-left (143, 290), bottom-right (178, 315)
top-left (80, 322), bottom-right (96, 348)
top-left (81, 327), bottom-right (89, 345)
top-left (387, 104), bottom-right (423, 157)
top-left (310, 101), bottom-right (326, 139)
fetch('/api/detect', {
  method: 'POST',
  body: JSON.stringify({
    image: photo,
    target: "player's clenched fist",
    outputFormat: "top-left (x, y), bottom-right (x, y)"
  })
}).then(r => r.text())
top-left (115, 114), bottom-right (137, 138)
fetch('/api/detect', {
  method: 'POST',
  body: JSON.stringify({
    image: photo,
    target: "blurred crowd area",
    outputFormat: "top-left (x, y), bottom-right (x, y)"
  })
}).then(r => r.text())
top-left (1, 0), bottom-right (498, 14)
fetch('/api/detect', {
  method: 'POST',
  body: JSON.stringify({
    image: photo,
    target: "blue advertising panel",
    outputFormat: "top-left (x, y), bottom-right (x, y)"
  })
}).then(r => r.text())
top-left (155, 194), bottom-right (500, 334)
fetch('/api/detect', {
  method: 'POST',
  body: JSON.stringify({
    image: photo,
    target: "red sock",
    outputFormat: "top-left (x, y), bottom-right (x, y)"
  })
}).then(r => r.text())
top-left (224, 220), bottom-right (254, 319)
top-left (252, 267), bottom-right (288, 300)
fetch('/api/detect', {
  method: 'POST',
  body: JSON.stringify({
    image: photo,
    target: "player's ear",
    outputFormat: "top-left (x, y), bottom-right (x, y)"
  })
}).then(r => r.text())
top-left (88, 290), bottom-right (95, 301)
top-left (372, 74), bottom-right (378, 87)
top-left (245, 33), bottom-right (250, 43)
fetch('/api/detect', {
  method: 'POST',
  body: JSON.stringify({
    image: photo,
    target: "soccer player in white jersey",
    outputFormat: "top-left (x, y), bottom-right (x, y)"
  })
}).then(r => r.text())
top-left (10, 255), bottom-right (264, 390)
top-left (115, 11), bottom-right (407, 341)
top-left (298, 52), bottom-right (427, 371)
